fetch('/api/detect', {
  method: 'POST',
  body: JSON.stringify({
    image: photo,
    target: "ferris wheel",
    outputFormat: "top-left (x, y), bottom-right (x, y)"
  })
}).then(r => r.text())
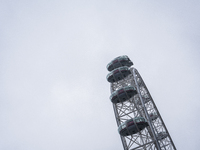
top-left (106, 56), bottom-right (176, 150)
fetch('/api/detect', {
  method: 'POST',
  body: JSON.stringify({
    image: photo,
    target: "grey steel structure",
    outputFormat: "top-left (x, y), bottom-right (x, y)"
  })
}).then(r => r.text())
top-left (106, 56), bottom-right (176, 150)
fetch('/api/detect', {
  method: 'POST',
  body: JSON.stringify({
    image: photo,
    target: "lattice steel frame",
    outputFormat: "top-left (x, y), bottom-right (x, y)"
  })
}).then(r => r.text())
top-left (110, 67), bottom-right (176, 150)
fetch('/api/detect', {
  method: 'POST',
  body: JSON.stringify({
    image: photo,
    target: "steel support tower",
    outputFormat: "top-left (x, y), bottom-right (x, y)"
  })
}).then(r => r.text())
top-left (106, 56), bottom-right (176, 150)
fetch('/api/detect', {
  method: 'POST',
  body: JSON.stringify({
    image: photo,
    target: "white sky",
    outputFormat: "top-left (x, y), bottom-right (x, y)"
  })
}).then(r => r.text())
top-left (1, 1), bottom-right (200, 150)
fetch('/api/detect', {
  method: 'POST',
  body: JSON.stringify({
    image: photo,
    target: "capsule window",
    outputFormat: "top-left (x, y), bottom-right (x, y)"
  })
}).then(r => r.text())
top-left (122, 124), bottom-right (126, 129)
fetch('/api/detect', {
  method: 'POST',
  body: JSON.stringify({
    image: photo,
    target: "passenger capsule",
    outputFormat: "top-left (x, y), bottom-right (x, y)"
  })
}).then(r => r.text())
top-left (118, 117), bottom-right (149, 136)
top-left (107, 55), bottom-right (133, 71)
top-left (106, 66), bottom-right (131, 83)
top-left (110, 86), bottom-right (137, 103)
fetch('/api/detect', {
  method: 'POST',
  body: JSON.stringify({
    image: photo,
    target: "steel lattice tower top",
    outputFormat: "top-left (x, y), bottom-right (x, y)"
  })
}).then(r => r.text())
top-left (106, 56), bottom-right (176, 150)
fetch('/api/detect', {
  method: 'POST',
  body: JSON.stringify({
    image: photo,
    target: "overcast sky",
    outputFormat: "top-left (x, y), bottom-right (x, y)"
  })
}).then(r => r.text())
top-left (1, 1), bottom-right (200, 150)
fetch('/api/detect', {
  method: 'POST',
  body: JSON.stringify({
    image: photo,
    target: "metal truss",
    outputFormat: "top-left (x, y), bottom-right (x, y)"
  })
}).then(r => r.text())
top-left (110, 67), bottom-right (176, 150)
